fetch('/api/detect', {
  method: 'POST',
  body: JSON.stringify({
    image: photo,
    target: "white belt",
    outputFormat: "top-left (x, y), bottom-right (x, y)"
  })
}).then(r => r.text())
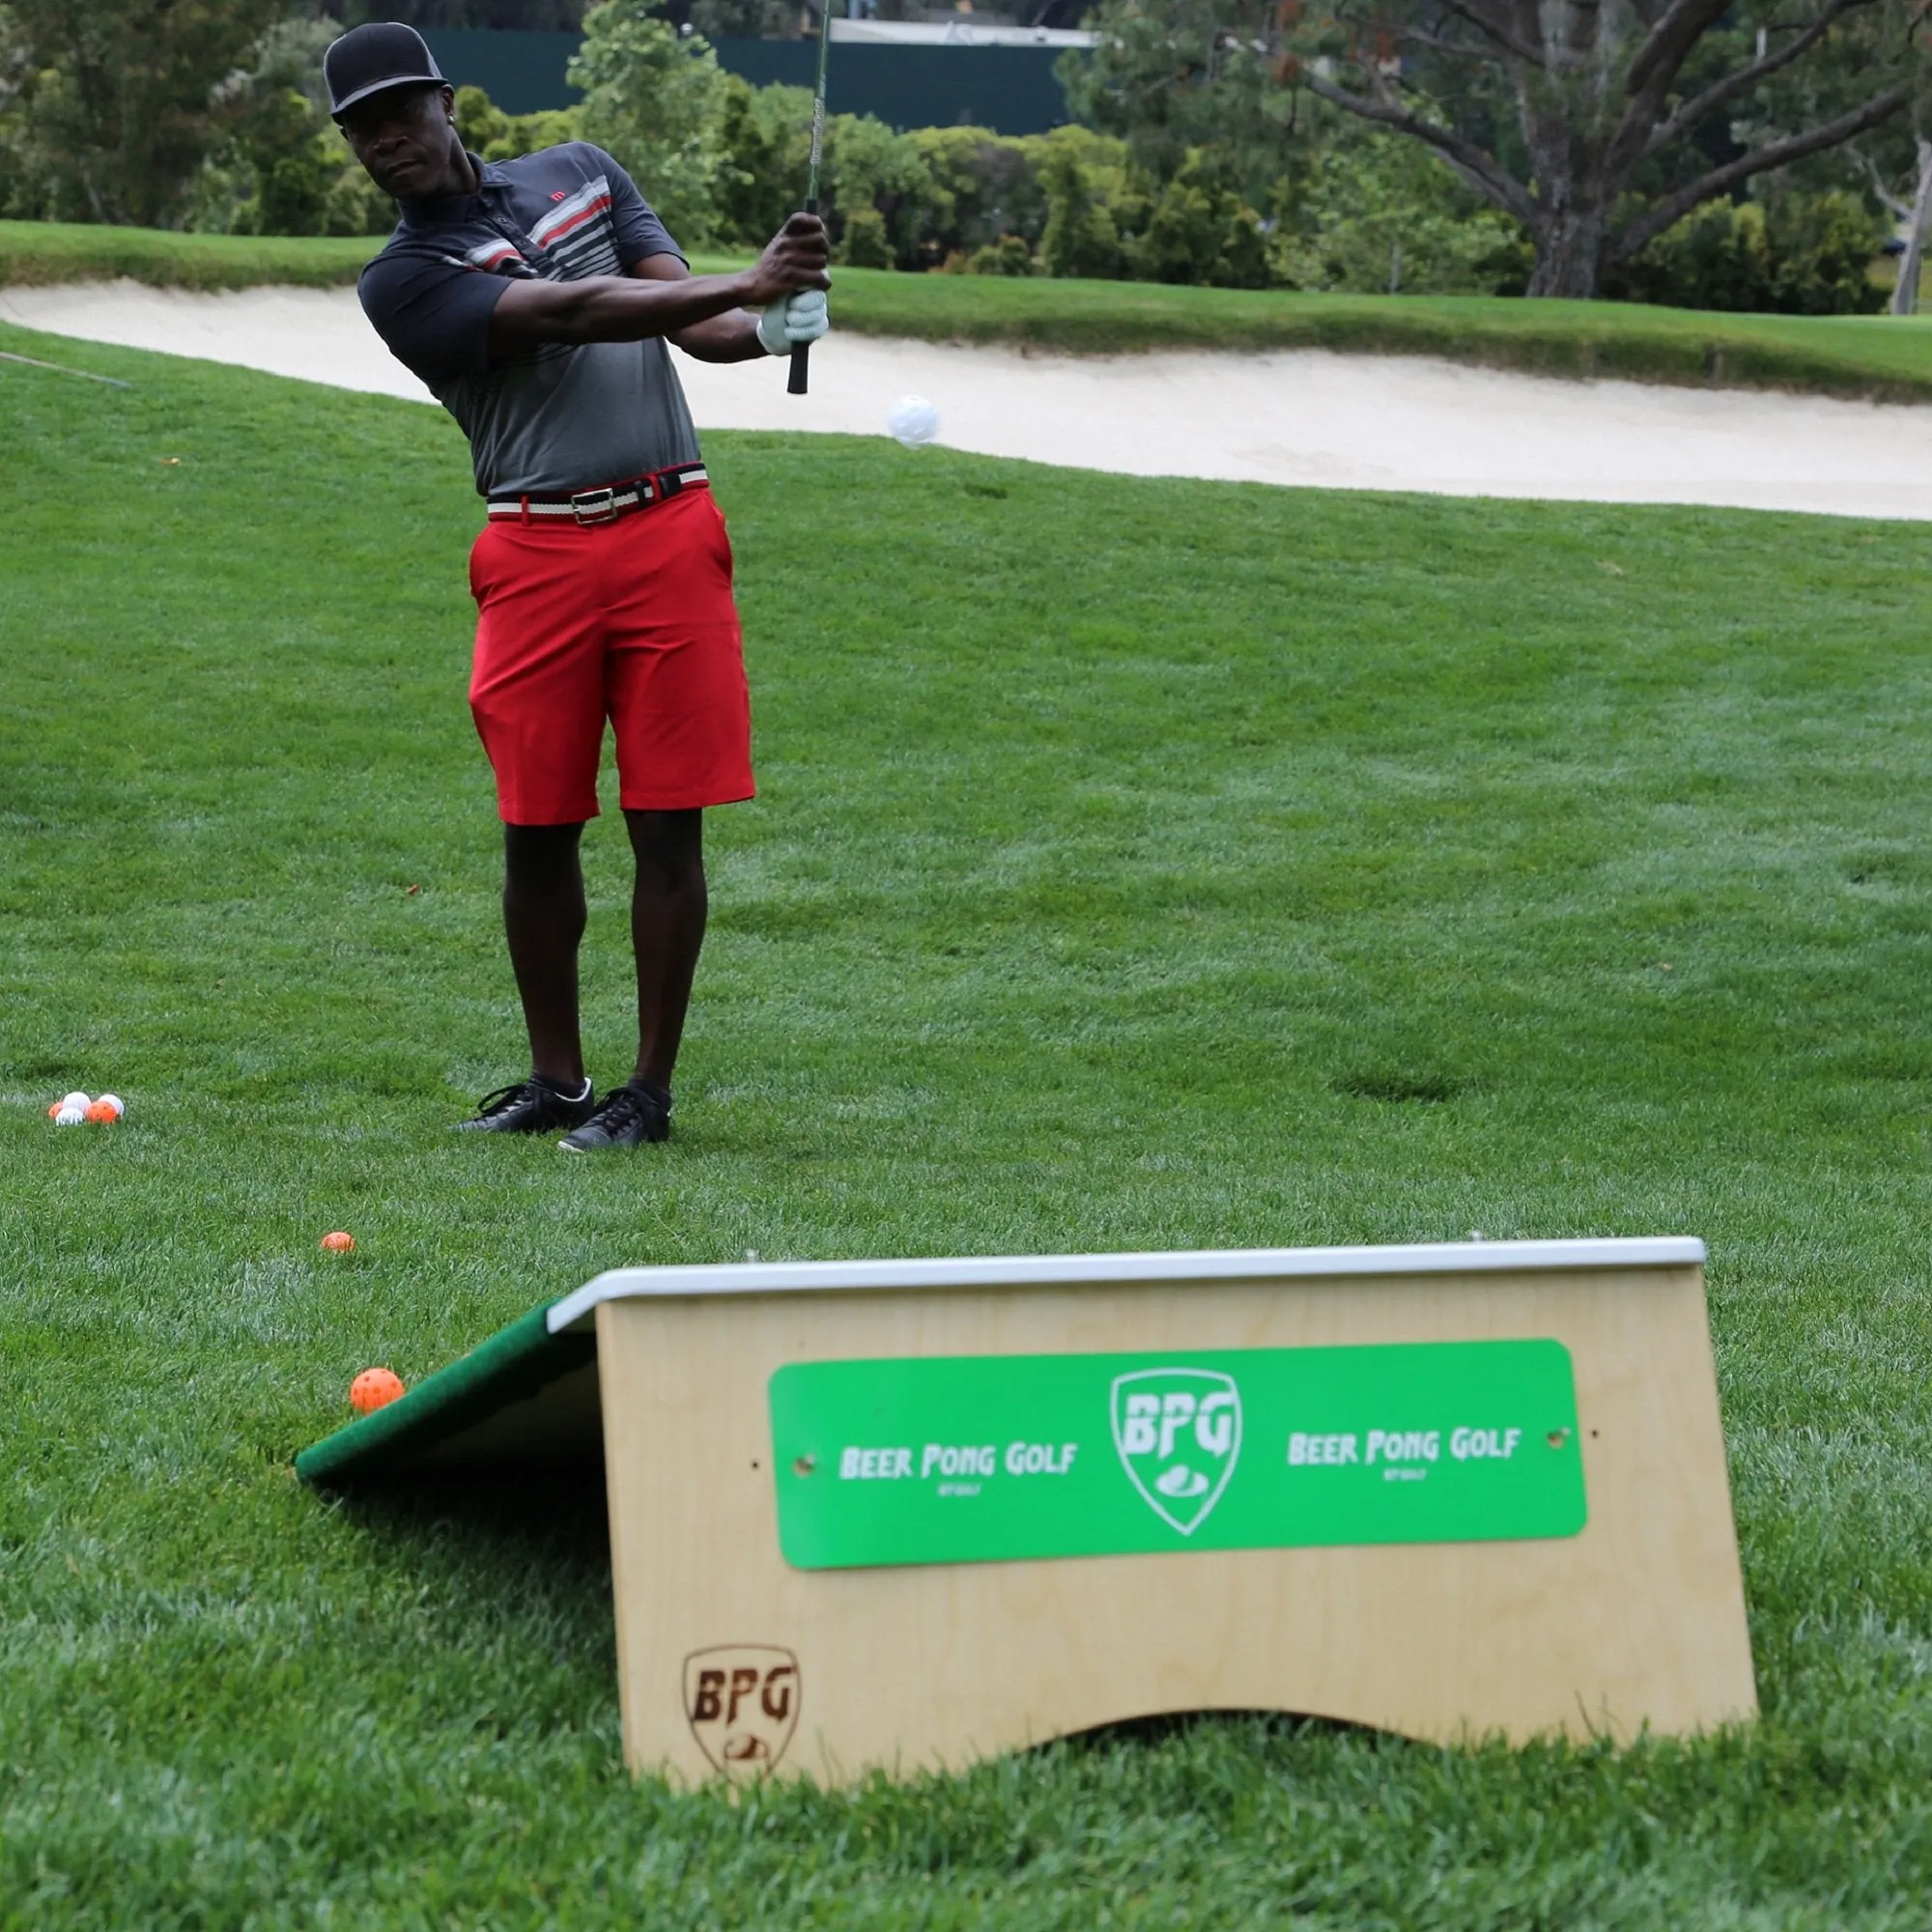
top-left (487, 463), bottom-right (709, 526)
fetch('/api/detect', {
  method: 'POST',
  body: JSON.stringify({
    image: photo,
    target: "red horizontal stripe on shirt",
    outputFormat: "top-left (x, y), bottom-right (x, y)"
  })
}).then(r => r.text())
top-left (536, 193), bottom-right (612, 249)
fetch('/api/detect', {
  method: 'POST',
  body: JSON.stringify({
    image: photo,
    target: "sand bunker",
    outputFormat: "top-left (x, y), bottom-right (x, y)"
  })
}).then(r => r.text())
top-left (4, 278), bottom-right (1927, 520)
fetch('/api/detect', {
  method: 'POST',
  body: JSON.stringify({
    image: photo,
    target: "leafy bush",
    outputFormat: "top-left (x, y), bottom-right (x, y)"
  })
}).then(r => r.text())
top-left (1606, 191), bottom-right (1888, 316)
top-left (819, 112), bottom-right (943, 269)
top-left (714, 75), bottom-right (811, 246)
top-left (1134, 150), bottom-right (1268, 288)
top-left (1038, 126), bottom-right (1137, 279)
top-left (1039, 129), bottom-right (1270, 289)
top-left (838, 205), bottom-right (892, 268)
top-left (452, 86), bottom-right (580, 165)
top-left (909, 126), bottom-right (1048, 263)
top-left (967, 234), bottom-right (1037, 275)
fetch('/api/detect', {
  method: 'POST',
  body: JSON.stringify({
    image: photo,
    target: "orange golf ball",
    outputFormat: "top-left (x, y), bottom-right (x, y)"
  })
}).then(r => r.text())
top-left (84, 1100), bottom-right (117, 1123)
top-left (319, 1231), bottom-right (355, 1253)
top-left (349, 1367), bottom-right (406, 1414)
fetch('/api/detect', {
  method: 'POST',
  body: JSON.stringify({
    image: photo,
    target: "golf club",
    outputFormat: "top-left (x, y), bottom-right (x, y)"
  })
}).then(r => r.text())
top-left (788, 0), bottom-right (835, 397)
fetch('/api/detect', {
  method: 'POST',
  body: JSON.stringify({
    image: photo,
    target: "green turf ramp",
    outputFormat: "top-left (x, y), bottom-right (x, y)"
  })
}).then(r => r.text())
top-left (295, 1302), bottom-right (595, 1487)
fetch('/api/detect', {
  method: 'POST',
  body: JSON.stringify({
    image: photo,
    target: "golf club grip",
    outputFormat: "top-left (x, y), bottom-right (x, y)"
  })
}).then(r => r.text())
top-left (786, 189), bottom-right (820, 397)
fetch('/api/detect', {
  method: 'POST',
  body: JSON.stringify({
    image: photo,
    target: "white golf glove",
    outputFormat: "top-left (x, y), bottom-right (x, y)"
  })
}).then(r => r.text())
top-left (757, 289), bottom-right (830, 356)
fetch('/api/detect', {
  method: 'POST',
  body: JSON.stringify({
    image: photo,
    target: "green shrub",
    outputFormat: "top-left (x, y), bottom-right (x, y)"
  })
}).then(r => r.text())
top-left (1761, 192), bottom-right (1888, 315)
top-left (1038, 126), bottom-right (1135, 280)
top-left (714, 75), bottom-right (811, 247)
top-left (908, 125), bottom-right (1048, 263)
top-left (838, 205), bottom-right (892, 268)
top-left (1039, 131), bottom-right (1273, 290)
top-left (820, 112), bottom-right (942, 270)
top-left (452, 85), bottom-right (580, 165)
top-left (968, 234), bottom-right (1037, 275)
top-left (1129, 150), bottom-right (1269, 289)
top-left (1606, 191), bottom-right (1887, 316)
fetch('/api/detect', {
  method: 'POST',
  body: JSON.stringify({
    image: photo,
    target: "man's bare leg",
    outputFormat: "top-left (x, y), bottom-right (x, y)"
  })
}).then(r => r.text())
top-left (503, 820), bottom-right (587, 1089)
top-left (624, 807), bottom-right (707, 1094)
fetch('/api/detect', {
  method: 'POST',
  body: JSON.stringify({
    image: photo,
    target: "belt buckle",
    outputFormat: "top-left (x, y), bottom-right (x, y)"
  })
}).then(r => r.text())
top-left (570, 485), bottom-right (618, 526)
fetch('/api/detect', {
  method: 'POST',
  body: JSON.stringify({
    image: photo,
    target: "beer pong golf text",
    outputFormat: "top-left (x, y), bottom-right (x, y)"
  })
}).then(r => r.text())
top-left (839, 1440), bottom-right (1079, 1487)
top-left (1289, 1425), bottom-right (1526, 1476)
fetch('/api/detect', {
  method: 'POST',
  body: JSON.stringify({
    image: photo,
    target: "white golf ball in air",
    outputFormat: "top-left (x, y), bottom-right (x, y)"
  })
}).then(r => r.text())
top-left (888, 395), bottom-right (940, 448)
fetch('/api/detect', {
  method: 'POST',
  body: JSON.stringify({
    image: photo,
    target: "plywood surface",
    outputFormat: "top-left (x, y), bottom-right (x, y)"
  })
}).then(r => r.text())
top-left (596, 1263), bottom-right (1754, 1785)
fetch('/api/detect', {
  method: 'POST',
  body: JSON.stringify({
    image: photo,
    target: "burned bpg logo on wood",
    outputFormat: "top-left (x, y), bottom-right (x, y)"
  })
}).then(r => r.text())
top-left (1111, 1368), bottom-right (1242, 1534)
top-left (682, 1645), bottom-right (800, 1776)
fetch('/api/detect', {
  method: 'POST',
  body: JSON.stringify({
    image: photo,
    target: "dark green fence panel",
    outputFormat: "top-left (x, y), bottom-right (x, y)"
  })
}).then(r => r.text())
top-left (421, 28), bottom-right (1076, 135)
top-left (715, 42), bottom-right (1073, 134)
top-left (422, 29), bottom-right (582, 117)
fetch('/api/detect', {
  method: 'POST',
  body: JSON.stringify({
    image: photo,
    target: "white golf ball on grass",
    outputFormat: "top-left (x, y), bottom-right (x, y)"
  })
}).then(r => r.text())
top-left (888, 395), bottom-right (940, 448)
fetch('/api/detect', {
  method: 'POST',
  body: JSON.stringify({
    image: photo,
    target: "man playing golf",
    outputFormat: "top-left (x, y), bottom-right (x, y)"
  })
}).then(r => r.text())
top-left (324, 22), bottom-right (829, 1151)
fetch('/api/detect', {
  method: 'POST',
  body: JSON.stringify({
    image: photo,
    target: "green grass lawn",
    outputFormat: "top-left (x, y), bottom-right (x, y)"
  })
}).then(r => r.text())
top-left (5, 318), bottom-right (1932, 1928)
top-left (6, 217), bottom-right (1931, 401)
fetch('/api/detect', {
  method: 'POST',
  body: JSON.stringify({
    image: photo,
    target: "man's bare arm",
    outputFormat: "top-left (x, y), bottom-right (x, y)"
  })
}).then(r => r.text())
top-left (629, 253), bottom-right (767, 364)
top-left (488, 213), bottom-right (828, 360)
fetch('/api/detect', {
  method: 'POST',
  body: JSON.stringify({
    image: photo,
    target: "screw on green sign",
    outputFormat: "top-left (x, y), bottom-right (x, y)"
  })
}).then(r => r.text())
top-left (769, 1340), bottom-right (1586, 1571)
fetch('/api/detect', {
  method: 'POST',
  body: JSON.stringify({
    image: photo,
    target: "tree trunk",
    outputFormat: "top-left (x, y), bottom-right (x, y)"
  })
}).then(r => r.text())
top-left (1526, 206), bottom-right (1607, 298)
top-left (1519, 84), bottom-right (1611, 298)
top-left (1890, 139), bottom-right (1932, 319)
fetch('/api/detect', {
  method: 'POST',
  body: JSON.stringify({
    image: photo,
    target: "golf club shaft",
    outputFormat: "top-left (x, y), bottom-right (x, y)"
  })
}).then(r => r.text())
top-left (787, 3), bottom-right (834, 397)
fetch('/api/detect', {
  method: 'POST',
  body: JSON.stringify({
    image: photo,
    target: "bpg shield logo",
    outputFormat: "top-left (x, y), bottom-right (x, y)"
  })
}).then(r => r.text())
top-left (683, 1645), bottom-right (800, 1777)
top-left (1110, 1369), bottom-right (1242, 1535)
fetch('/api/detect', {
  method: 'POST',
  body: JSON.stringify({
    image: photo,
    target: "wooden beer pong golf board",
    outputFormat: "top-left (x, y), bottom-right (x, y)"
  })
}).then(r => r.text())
top-left (296, 1237), bottom-right (1756, 1784)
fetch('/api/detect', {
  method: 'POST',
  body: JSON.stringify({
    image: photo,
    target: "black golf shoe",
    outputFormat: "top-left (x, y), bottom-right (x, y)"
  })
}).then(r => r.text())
top-left (557, 1081), bottom-right (671, 1151)
top-left (453, 1075), bottom-right (596, 1134)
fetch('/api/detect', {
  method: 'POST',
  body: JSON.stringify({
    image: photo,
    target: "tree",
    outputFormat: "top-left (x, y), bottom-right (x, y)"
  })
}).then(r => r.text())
top-left (1849, 105), bottom-right (1932, 309)
top-left (1063, 0), bottom-right (1315, 205)
top-left (1879, 135), bottom-right (1932, 308)
top-left (183, 16), bottom-right (396, 237)
top-left (1, 0), bottom-right (284, 226)
top-left (570, 1), bottom-right (734, 244)
top-left (1270, 121), bottom-right (1531, 292)
top-left (1071, 0), bottom-right (1930, 298)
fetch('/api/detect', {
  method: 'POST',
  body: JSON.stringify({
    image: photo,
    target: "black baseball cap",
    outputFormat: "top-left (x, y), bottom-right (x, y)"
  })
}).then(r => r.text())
top-left (324, 22), bottom-right (447, 119)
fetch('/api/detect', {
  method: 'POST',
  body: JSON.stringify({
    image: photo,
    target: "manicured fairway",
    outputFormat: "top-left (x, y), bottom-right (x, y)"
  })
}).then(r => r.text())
top-left (4, 321), bottom-right (1932, 1928)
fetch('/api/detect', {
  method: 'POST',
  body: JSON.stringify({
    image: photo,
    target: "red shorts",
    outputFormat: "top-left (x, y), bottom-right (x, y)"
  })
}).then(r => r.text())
top-left (467, 485), bottom-right (754, 825)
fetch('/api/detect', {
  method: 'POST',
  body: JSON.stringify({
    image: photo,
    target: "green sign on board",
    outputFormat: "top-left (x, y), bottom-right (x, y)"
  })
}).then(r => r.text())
top-left (769, 1340), bottom-right (1584, 1571)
